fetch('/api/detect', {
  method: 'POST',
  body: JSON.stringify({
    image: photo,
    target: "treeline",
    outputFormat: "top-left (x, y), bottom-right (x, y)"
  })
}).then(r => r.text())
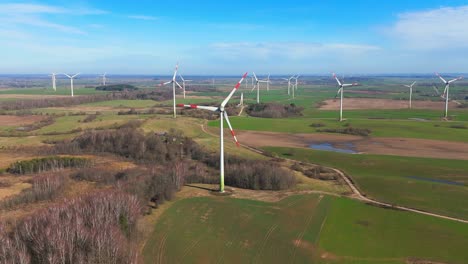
top-left (0, 190), bottom-right (141, 264)
top-left (55, 127), bottom-right (295, 191)
top-left (7, 156), bottom-right (90, 174)
top-left (247, 103), bottom-right (303, 118)
top-left (225, 159), bottom-right (296, 190)
top-left (179, 102), bottom-right (240, 120)
top-left (96, 84), bottom-right (138, 91)
top-left (0, 89), bottom-right (173, 111)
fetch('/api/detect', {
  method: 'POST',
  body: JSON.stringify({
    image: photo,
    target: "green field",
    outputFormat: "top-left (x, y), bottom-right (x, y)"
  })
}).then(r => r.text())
top-left (0, 87), bottom-right (105, 96)
top-left (264, 147), bottom-right (468, 220)
top-left (82, 99), bottom-right (158, 108)
top-left (143, 194), bottom-right (468, 264)
top-left (208, 115), bottom-right (468, 142)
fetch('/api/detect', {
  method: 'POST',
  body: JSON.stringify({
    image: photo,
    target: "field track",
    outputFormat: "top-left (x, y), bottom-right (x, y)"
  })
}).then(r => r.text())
top-left (200, 123), bottom-right (468, 224)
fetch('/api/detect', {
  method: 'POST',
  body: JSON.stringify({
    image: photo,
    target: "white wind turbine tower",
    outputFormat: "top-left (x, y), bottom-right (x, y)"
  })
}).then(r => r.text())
top-left (265, 73), bottom-right (271, 91)
top-left (178, 72), bottom-right (248, 193)
top-left (251, 72), bottom-right (269, 103)
top-left (100, 73), bottom-right (107, 86)
top-left (436, 73), bottom-right (463, 118)
top-left (403, 81), bottom-right (417, 109)
top-left (63, 73), bottom-right (80, 97)
top-left (281, 76), bottom-right (294, 95)
top-left (294, 75), bottom-right (300, 90)
top-left (50, 73), bottom-right (57, 91)
top-left (237, 92), bottom-right (244, 107)
top-left (333, 73), bottom-right (358, 122)
top-left (179, 74), bottom-right (192, 99)
top-left (160, 63), bottom-right (183, 118)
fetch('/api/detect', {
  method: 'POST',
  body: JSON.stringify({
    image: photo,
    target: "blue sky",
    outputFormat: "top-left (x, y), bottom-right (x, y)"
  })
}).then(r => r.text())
top-left (1, 0), bottom-right (468, 74)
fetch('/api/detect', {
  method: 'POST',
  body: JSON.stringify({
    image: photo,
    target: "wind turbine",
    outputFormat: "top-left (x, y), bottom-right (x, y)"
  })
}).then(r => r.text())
top-left (177, 72), bottom-right (248, 192)
top-left (281, 76), bottom-right (294, 95)
top-left (403, 81), bottom-right (417, 109)
top-left (179, 74), bottom-right (192, 99)
top-left (63, 73), bottom-right (80, 97)
top-left (251, 72), bottom-right (268, 103)
top-left (333, 73), bottom-right (358, 122)
top-left (435, 73), bottom-right (463, 118)
top-left (265, 73), bottom-right (271, 91)
top-left (49, 73), bottom-right (57, 91)
top-left (100, 73), bottom-right (107, 86)
top-left (160, 63), bottom-right (183, 118)
top-left (294, 75), bottom-right (300, 90)
top-left (237, 92), bottom-right (244, 107)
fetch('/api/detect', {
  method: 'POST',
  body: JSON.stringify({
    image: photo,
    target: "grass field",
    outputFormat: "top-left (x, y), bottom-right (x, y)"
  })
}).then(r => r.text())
top-left (264, 146), bottom-right (468, 220)
top-left (0, 87), bottom-right (106, 96)
top-left (208, 116), bottom-right (468, 142)
top-left (82, 99), bottom-right (158, 108)
top-left (142, 194), bottom-right (468, 264)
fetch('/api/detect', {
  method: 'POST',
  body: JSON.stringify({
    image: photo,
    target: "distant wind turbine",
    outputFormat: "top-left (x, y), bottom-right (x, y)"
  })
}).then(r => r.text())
top-left (435, 73), bottom-right (463, 118)
top-left (403, 81), bottom-right (417, 109)
top-left (179, 74), bottom-right (192, 99)
top-left (251, 72), bottom-right (269, 103)
top-left (160, 63), bottom-right (183, 118)
top-left (100, 73), bottom-right (107, 86)
top-left (63, 73), bottom-right (80, 97)
top-left (49, 73), bottom-right (57, 91)
top-left (333, 73), bottom-right (358, 122)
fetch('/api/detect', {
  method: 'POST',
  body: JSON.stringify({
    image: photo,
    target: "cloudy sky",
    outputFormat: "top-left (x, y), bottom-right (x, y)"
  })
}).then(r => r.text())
top-left (1, 0), bottom-right (468, 75)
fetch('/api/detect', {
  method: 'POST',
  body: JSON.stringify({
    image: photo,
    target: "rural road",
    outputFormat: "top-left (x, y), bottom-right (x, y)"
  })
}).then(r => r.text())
top-left (200, 122), bottom-right (468, 224)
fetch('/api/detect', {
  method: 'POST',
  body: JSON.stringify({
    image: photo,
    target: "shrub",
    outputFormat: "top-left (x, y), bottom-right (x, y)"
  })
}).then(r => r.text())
top-left (317, 127), bottom-right (371, 136)
top-left (247, 103), bottom-right (303, 118)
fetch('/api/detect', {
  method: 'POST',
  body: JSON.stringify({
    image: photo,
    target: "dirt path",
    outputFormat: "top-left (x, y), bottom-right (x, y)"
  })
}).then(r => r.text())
top-left (200, 123), bottom-right (468, 224)
top-left (319, 98), bottom-right (458, 110)
top-left (235, 130), bottom-right (468, 161)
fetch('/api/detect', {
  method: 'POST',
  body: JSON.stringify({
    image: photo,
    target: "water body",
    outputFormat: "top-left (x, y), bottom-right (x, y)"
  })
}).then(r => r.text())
top-left (406, 176), bottom-right (464, 186)
top-left (309, 142), bottom-right (358, 154)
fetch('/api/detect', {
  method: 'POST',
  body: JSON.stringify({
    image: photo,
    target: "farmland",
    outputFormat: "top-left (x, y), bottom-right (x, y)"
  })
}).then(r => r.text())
top-left (0, 74), bottom-right (467, 263)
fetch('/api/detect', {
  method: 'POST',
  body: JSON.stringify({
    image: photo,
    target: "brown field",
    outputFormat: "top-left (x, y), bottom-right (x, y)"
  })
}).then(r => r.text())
top-left (319, 98), bottom-right (458, 110)
top-left (0, 115), bottom-right (46, 126)
top-left (236, 131), bottom-right (468, 160)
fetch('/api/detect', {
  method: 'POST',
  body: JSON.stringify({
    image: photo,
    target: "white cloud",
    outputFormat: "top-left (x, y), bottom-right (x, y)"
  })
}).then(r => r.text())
top-left (210, 42), bottom-right (381, 60)
top-left (0, 3), bottom-right (66, 14)
top-left (128, 15), bottom-right (158, 21)
top-left (0, 3), bottom-right (108, 35)
top-left (389, 5), bottom-right (468, 49)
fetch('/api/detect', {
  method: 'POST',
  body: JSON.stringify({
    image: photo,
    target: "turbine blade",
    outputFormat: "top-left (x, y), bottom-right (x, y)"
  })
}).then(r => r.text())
top-left (435, 73), bottom-right (447, 83)
top-left (176, 104), bottom-right (218, 112)
top-left (175, 81), bottom-right (183, 90)
top-left (223, 112), bottom-right (240, 147)
top-left (72, 73), bottom-right (80, 78)
top-left (332, 73), bottom-right (342, 86)
top-left (449, 77), bottom-right (462, 83)
top-left (411, 81), bottom-right (416, 87)
top-left (221, 72), bottom-right (248, 108)
top-left (172, 63), bottom-right (178, 81)
top-left (253, 72), bottom-right (258, 82)
top-left (63, 73), bottom-right (72, 78)
top-left (334, 88), bottom-right (342, 99)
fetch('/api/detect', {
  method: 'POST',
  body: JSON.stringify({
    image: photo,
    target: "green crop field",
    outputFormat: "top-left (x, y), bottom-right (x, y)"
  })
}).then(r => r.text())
top-left (0, 87), bottom-right (106, 96)
top-left (143, 194), bottom-right (468, 264)
top-left (82, 99), bottom-right (158, 108)
top-left (264, 146), bottom-right (468, 220)
top-left (208, 116), bottom-right (468, 142)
